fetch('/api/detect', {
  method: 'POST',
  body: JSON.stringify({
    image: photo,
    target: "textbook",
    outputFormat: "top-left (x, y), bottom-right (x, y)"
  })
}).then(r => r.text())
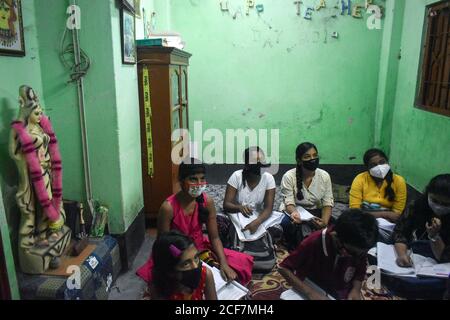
top-left (283, 206), bottom-right (315, 222)
top-left (229, 211), bottom-right (284, 242)
top-left (280, 279), bottom-right (336, 300)
top-left (377, 243), bottom-right (450, 279)
top-left (202, 263), bottom-right (249, 300)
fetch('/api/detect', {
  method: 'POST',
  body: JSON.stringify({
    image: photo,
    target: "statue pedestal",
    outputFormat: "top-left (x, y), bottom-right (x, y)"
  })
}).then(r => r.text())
top-left (19, 226), bottom-right (71, 275)
top-left (18, 236), bottom-right (121, 300)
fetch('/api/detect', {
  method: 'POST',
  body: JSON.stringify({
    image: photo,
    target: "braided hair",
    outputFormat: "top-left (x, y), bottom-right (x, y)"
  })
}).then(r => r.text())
top-left (178, 158), bottom-right (209, 224)
top-left (295, 142), bottom-right (318, 201)
top-left (363, 149), bottom-right (395, 202)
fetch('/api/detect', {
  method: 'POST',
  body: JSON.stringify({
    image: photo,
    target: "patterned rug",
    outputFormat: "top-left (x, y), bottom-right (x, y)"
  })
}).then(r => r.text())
top-left (207, 184), bottom-right (405, 300)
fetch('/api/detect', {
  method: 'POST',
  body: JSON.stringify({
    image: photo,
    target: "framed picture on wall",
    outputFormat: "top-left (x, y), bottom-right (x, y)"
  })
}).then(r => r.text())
top-left (120, 8), bottom-right (136, 65)
top-left (0, 0), bottom-right (25, 57)
top-left (122, 0), bottom-right (136, 14)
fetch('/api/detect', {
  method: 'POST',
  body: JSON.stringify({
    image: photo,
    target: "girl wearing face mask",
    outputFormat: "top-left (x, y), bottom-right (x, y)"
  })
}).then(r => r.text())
top-left (137, 158), bottom-right (253, 287)
top-left (394, 174), bottom-right (450, 266)
top-left (220, 147), bottom-right (284, 245)
top-left (149, 231), bottom-right (217, 300)
top-left (350, 149), bottom-right (407, 225)
top-left (380, 174), bottom-right (450, 300)
top-left (280, 142), bottom-right (334, 250)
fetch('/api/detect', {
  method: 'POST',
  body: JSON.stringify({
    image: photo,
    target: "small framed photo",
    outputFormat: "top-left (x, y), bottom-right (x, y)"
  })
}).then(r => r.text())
top-left (122, 0), bottom-right (135, 14)
top-left (0, 0), bottom-right (25, 57)
top-left (120, 8), bottom-right (136, 65)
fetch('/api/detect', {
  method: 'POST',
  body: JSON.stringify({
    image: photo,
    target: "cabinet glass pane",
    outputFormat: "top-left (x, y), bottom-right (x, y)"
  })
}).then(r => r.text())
top-left (182, 106), bottom-right (188, 129)
top-left (171, 70), bottom-right (180, 107)
top-left (172, 109), bottom-right (181, 133)
top-left (181, 70), bottom-right (187, 102)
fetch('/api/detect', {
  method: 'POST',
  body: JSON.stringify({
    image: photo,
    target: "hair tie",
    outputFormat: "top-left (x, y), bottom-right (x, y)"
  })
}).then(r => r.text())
top-left (169, 244), bottom-right (182, 257)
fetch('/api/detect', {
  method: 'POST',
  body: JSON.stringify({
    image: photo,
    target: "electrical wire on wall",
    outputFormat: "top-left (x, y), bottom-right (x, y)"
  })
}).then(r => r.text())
top-left (59, 26), bottom-right (91, 83)
top-left (59, 0), bottom-right (96, 218)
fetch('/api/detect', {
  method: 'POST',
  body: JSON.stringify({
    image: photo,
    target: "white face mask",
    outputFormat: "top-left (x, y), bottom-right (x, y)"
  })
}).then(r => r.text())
top-left (369, 164), bottom-right (391, 179)
top-left (188, 184), bottom-right (207, 198)
top-left (428, 195), bottom-right (450, 216)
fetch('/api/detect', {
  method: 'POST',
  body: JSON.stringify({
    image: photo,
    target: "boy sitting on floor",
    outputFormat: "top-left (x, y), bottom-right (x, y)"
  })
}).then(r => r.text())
top-left (279, 209), bottom-right (378, 300)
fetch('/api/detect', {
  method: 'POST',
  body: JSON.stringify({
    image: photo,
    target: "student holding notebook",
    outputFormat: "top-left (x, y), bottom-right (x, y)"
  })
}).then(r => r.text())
top-left (137, 158), bottom-right (254, 286)
top-left (349, 148), bottom-right (407, 243)
top-left (393, 174), bottom-right (450, 266)
top-left (278, 209), bottom-right (378, 300)
top-left (220, 146), bottom-right (283, 244)
top-left (279, 142), bottom-right (334, 250)
top-left (383, 174), bottom-right (450, 299)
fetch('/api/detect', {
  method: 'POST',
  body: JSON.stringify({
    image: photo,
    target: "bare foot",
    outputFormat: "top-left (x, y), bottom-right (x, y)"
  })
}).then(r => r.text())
top-left (36, 239), bottom-right (49, 247)
top-left (48, 232), bottom-right (60, 242)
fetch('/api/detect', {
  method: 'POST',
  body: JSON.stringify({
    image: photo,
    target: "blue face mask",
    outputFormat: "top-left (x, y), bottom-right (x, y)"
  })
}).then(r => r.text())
top-left (428, 196), bottom-right (450, 216)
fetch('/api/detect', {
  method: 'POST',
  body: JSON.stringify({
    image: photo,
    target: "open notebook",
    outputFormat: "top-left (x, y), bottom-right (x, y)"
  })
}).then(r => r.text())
top-left (377, 242), bottom-right (450, 279)
top-left (283, 207), bottom-right (316, 222)
top-left (202, 263), bottom-right (249, 300)
top-left (229, 211), bottom-right (284, 242)
top-left (280, 279), bottom-right (336, 300)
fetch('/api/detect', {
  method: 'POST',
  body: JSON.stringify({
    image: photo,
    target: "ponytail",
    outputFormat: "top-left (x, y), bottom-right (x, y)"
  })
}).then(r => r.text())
top-left (196, 193), bottom-right (209, 224)
top-left (384, 170), bottom-right (396, 202)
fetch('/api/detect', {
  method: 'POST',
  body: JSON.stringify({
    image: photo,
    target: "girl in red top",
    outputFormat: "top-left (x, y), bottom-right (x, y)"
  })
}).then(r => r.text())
top-left (137, 158), bottom-right (253, 285)
top-left (150, 231), bottom-right (217, 300)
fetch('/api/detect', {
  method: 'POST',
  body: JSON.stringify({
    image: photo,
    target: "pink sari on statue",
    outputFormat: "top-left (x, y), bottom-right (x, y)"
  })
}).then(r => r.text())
top-left (136, 193), bottom-right (254, 285)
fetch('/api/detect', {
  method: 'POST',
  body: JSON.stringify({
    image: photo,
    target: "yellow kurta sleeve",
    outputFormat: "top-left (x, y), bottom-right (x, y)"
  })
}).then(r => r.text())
top-left (392, 175), bottom-right (407, 214)
top-left (349, 173), bottom-right (364, 209)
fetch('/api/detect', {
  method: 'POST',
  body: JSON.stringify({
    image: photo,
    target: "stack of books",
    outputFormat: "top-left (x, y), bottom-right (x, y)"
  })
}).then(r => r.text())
top-left (137, 33), bottom-right (185, 50)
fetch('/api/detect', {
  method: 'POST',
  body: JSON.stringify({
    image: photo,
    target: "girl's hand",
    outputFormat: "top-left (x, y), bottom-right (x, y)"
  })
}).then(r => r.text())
top-left (239, 205), bottom-right (253, 218)
top-left (396, 254), bottom-right (413, 268)
top-left (312, 217), bottom-right (326, 229)
top-left (243, 220), bottom-right (261, 234)
top-left (426, 218), bottom-right (441, 239)
top-left (291, 211), bottom-right (302, 224)
top-left (220, 264), bottom-right (237, 282)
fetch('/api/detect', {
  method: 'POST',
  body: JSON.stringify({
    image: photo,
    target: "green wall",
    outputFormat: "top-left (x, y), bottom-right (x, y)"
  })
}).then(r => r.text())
top-left (34, 0), bottom-right (143, 234)
top-left (388, 0), bottom-right (450, 192)
top-left (0, 0), bottom-right (44, 274)
top-left (374, 0), bottom-right (405, 152)
top-left (156, 0), bottom-right (385, 164)
top-left (0, 185), bottom-right (19, 299)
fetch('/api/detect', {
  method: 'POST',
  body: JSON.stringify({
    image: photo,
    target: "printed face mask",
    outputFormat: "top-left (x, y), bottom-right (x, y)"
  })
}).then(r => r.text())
top-left (187, 183), bottom-right (207, 198)
top-left (369, 164), bottom-right (391, 179)
top-left (428, 195), bottom-right (450, 216)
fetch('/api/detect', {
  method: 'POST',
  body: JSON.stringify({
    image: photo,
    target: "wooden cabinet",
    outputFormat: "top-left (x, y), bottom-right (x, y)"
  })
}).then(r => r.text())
top-left (137, 47), bottom-right (192, 219)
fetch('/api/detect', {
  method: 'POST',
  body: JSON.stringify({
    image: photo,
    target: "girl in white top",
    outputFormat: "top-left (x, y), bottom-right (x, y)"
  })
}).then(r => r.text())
top-left (222, 147), bottom-right (284, 242)
top-left (280, 142), bottom-right (334, 248)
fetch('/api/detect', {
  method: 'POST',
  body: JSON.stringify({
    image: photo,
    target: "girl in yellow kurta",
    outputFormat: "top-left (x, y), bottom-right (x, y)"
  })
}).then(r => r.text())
top-left (349, 149), bottom-right (407, 223)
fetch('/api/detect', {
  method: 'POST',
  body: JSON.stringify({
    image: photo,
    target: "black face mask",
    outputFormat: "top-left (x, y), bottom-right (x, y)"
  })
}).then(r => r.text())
top-left (179, 264), bottom-right (202, 290)
top-left (246, 164), bottom-right (262, 176)
top-left (302, 158), bottom-right (320, 171)
top-left (245, 162), bottom-right (271, 176)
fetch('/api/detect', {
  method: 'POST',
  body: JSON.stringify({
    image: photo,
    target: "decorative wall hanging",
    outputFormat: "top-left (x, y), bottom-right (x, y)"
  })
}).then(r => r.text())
top-left (121, 7), bottom-right (136, 64)
top-left (256, 4), bottom-right (264, 14)
top-left (246, 0), bottom-right (255, 15)
top-left (304, 7), bottom-right (313, 20)
top-left (294, 1), bottom-right (302, 16)
top-left (122, 0), bottom-right (136, 14)
top-left (316, 0), bottom-right (326, 11)
top-left (134, 0), bottom-right (141, 18)
top-left (341, 0), bottom-right (351, 15)
top-left (0, 0), bottom-right (25, 57)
